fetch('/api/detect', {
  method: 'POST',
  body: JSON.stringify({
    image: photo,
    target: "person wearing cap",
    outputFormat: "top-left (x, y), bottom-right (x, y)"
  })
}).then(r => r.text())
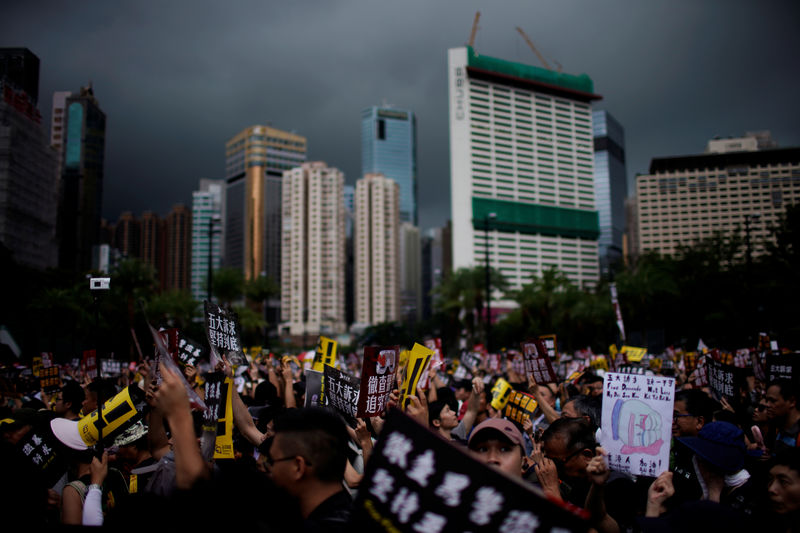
top-left (467, 418), bottom-right (525, 478)
top-left (0, 407), bottom-right (37, 444)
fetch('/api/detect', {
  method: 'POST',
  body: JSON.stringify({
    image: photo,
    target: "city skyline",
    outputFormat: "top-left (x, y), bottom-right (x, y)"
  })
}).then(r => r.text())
top-left (2, 1), bottom-right (798, 234)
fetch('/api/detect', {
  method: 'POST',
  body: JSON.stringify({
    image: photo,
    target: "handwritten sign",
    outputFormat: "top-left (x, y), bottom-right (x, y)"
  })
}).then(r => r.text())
top-left (601, 372), bottom-right (675, 477)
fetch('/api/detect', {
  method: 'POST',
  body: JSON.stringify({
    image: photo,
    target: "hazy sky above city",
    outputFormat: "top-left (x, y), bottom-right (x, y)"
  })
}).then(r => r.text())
top-left (3, 0), bottom-right (799, 231)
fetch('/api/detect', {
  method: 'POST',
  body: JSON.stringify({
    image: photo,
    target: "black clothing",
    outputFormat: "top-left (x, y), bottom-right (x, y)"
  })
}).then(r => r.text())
top-left (304, 489), bottom-right (352, 533)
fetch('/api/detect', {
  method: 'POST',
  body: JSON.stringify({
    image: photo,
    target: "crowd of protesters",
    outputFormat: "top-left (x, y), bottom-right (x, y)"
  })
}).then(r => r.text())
top-left (1, 345), bottom-right (799, 532)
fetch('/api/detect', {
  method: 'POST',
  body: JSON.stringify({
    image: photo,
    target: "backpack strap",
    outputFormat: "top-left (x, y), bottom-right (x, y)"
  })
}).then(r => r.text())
top-left (66, 480), bottom-right (87, 505)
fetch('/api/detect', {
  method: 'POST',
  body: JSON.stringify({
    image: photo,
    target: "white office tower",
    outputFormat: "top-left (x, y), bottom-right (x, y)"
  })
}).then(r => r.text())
top-left (354, 173), bottom-right (400, 326)
top-left (448, 46), bottom-right (603, 303)
top-left (280, 162), bottom-right (346, 337)
top-left (190, 179), bottom-right (225, 301)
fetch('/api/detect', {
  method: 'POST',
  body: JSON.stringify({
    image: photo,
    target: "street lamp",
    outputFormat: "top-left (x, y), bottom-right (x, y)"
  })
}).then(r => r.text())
top-left (206, 214), bottom-right (222, 301)
top-left (484, 212), bottom-right (496, 350)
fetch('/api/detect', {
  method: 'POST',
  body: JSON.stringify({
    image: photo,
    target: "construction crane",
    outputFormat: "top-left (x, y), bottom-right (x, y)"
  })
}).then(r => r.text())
top-left (468, 11), bottom-right (481, 47)
top-left (515, 26), bottom-right (552, 71)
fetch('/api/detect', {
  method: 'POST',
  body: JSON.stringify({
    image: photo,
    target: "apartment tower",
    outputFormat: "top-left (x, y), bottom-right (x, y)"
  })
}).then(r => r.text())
top-left (191, 179), bottom-right (224, 301)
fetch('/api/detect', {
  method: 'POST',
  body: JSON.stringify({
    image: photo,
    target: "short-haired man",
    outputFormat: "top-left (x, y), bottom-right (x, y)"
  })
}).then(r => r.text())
top-left (269, 408), bottom-right (351, 531)
top-left (766, 379), bottom-right (800, 453)
top-left (673, 389), bottom-right (714, 438)
top-left (54, 381), bottom-right (84, 420)
top-left (429, 377), bottom-right (483, 443)
top-left (767, 447), bottom-right (800, 528)
top-left (467, 419), bottom-right (525, 478)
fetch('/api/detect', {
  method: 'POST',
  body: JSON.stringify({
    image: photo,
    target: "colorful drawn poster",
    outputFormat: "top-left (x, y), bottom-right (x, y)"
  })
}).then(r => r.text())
top-left (203, 301), bottom-right (246, 367)
top-left (358, 346), bottom-right (400, 417)
top-left (399, 344), bottom-right (433, 410)
top-left (521, 339), bottom-right (557, 384)
top-left (600, 372), bottom-right (675, 478)
top-left (313, 336), bottom-right (338, 372)
top-left (350, 410), bottom-right (588, 532)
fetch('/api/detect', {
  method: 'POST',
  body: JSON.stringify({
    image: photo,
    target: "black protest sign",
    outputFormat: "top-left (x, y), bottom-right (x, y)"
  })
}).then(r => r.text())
top-left (521, 339), bottom-right (557, 384)
top-left (540, 334), bottom-right (558, 359)
top-left (461, 351), bottom-right (482, 372)
top-left (177, 332), bottom-right (205, 367)
top-left (39, 366), bottom-right (60, 393)
top-left (617, 365), bottom-right (646, 375)
top-left (100, 359), bottom-right (122, 377)
top-left (767, 354), bottom-right (799, 383)
top-left (350, 409), bottom-right (588, 532)
top-left (323, 365), bottom-right (360, 426)
top-left (358, 346), bottom-right (399, 418)
top-left (503, 391), bottom-right (538, 427)
top-left (707, 356), bottom-right (745, 401)
top-left (17, 422), bottom-right (69, 488)
top-left (304, 369), bottom-right (324, 408)
top-left (204, 301), bottom-right (246, 367)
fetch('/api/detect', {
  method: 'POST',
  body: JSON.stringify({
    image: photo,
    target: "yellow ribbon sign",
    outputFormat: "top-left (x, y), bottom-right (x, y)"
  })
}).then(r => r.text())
top-left (399, 343), bottom-right (433, 409)
top-left (313, 337), bottom-right (337, 372)
top-left (490, 378), bottom-right (514, 411)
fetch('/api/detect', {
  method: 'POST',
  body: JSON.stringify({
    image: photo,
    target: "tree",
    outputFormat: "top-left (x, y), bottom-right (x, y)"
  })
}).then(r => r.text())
top-left (212, 267), bottom-right (244, 306)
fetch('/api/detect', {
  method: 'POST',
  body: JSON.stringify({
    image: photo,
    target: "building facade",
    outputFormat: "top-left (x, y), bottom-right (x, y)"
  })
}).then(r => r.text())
top-left (592, 110), bottom-right (627, 273)
top-left (354, 173), bottom-right (400, 326)
top-left (399, 222), bottom-right (421, 323)
top-left (634, 133), bottom-right (800, 258)
top-left (164, 204), bottom-right (191, 291)
top-left (140, 211), bottom-right (167, 289)
top-left (114, 212), bottom-right (140, 258)
top-left (224, 125), bottom-right (306, 285)
top-left (191, 179), bottom-right (224, 302)
top-left (280, 162), bottom-right (346, 338)
top-left (448, 46), bottom-right (602, 300)
top-left (57, 84), bottom-right (106, 272)
top-left (361, 106), bottom-right (417, 224)
top-left (0, 48), bottom-right (59, 270)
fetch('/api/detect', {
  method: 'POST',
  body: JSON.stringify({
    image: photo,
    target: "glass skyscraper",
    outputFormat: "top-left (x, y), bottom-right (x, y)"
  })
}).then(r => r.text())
top-left (592, 110), bottom-right (627, 273)
top-left (361, 106), bottom-right (417, 225)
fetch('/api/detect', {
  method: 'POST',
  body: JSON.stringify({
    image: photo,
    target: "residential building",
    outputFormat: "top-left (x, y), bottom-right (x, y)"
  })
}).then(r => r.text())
top-left (190, 179), bottom-right (224, 301)
top-left (399, 223), bottom-right (421, 323)
top-left (592, 110), bottom-right (628, 274)
top-left (634, 132), bottom-right (800, 258)
top-left (113, 212), bottom-right (140, 258)
top-left (0, 48), bottom-right (58, 270)
top-left (56, 83), bottom-right (106, 272)
top-left (50, 91), bottom-right (71, 176)
top-left (280, 162), bottom-right (346, 338)
top-left (421, 221), bottom-right (452, 320)
top-left (164, 204), bottom-right (191, 291)
top-left (140, 211), bottom-right (166, 289)
top-left (448, 46), bottom-right (602, 304)
top-left (354, 173), bottom-right (400, 326)
top-left (361, 106), bottom-right (417, 224)
top-left (343, 184), bottom-right (355, 326)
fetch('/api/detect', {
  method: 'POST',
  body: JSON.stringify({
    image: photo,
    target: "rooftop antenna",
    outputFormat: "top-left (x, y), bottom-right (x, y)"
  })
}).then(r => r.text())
top-left (468, 11), bottom-right (481, 47)
top-left (515, 26), bottom-right (553, 71)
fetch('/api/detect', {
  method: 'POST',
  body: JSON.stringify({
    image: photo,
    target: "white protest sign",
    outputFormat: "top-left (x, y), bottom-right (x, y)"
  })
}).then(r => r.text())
top-left (600, 372), bottom-right (675, 477)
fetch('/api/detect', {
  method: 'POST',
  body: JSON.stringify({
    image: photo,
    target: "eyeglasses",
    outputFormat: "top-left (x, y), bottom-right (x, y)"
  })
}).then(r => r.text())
top-left (545, 448), bottom-right (584, 468)
top-left (266, 455), bottom-right (312, 467)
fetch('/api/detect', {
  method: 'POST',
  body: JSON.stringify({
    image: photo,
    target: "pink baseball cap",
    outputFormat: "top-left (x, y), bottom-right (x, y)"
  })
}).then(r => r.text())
top-left (468, 418), bottom-right (524, 448)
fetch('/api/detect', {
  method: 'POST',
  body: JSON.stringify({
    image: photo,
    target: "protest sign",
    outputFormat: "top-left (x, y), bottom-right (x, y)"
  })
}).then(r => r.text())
top-left (490, 378), bottom-right (514, 411)
top-left (39, 366), bottom-right (60, 393)
top-left (521, 339), bottom-right (557, 384)
top-left (503, 391), bottom-right (537, 427)
top-left (17, 421), bottom-right (69, 487)
top-left (601, 372), bottom-right (675, 478)
top-left (617, 365), bottom-right (646, 375)
top-left (506, 350), bottom-right (525, 376)
top-left (452, 361), bottom-right (471, 381)
top-left (540, 334), bottom-right (558, 359)
top-left (707, 356), bottom-right (745, 401)
top-left (590, 356), bottom-right (609, 372)
top-left (358, 346), bottom-right (400, 417)
top-left (420, 338), bottom-right (444, 389)
top-left (201, 372), bottom-right (234, 460)
top-left (77, 385), bottom-right (148, 448)
top-left (621, 346), bottom-right (647, 363)
top-left (461, 350), bottom-right (482, 372)
top-left (82, 350), bottom-right (98, 380)
top-left (148, 323), bottom-right (207, 411)
top-left (304, 369), bottom-right (324, 408)
top-left (313, 336), bottom-right (337, 372)
top-left (100, 359), bottom-right (122, 377)
top-left (323, 365), bottom-right (360, 425)
top-left (766, 353), bottom-right (798, 384)
top-left (32, 355), bottom-right (43, 378)
top-left (690, 356), bottom-right (709, 387)
top-left (203, 300), bottom-right (246, 367)
top-left (177, 332), bottom-right (205, 367)
top-left (350, 409), bottom-right (588, 532)
top-left (399, 343), bottom-right (433, 410)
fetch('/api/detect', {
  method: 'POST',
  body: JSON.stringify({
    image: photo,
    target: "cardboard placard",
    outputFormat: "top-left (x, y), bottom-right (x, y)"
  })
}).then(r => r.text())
top-left (177, 333), bottom-right (205, 367)
top-left (203, 301), bottom-right (245, 367)
top-left (358, 346), bottom-right (400, 417)
top-left (323, 365), bottom-right (360, 425)
top-left (503, 391), bottom-right (538, 427)
top-left (304, 369), bottom-right (324, 408)
top-left (766, 353), bottom-right (798, 383)
top-left (539, 334), bottom-right (558, 359)
top-left (521, 339), bottom-right (557, 384)
top-left (313, 336), bottom-right (337, 372)
top-left (490, 378), bottom-right (513, 411)
top-left (39, 366), bottom-right (60, 393)
top-left (82, 350), bottom-right (97, 380)
top-left (201, 372), bottom-right (234, 460)
top-left (399, 344), bottom-right (433, 410)
top-left (706, 356), bottom-right (745, 401)
top-left (621, 346), bottom-right (647, 363)
top-left (601, 372), bottom-right (675, 478)
top-left (350, 409), bottom-right (588, 532)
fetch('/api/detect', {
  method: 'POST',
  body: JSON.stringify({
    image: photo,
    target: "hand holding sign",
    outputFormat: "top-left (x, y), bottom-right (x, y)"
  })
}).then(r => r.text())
top-left (154, 361), bottom-right (190, 416)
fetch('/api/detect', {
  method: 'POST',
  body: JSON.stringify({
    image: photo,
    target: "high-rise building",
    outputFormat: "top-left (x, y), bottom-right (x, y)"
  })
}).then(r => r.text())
top-left (164, 204), bottom-right (191, 291)
top-left (50, 91), bottom-right (71, 175)
top-left (592, 110), bottom-right (627, 274)
top-left (113, 212), bottom-right (140, 258)
top-left (399, 223), bottom-right (421, 323)
top-left (0, 48), bottom-right (58, 270)
top-left (634, 132), bottom-right (800, 259)
top-left (354, 173), bottom-right (400, 326)
top-left (280, 162), bottom-right (346, 338)
top-left (448, 46), bottom-right (602, 301)
top-left (191, 179), bottom-right (224, 302)
top-left (421, 222), bottom-right (452, 320)
top-left (224, 124), bottom-right (306, 287)
top-left (343, 184), bottom-right (356, 326)
top-left (361, 106), bottom-right (417, 224)
top-left (56, 83), bottom-right (106, 272)
top-left (140, 211), bottom-right (167, 289)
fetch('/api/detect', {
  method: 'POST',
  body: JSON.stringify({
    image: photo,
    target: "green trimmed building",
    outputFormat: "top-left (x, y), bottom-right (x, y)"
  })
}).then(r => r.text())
top-left (448, 46), bottom-right (602, 303)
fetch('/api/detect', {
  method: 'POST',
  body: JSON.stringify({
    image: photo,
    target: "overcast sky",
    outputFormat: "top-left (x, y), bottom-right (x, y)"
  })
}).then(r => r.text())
top-left (3, 0), bottom-right (799, 231)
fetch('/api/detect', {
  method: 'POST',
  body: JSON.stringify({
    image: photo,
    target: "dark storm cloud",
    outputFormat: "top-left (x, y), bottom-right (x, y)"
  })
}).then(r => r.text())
top-left (2, 1), bottom-right (798, 231)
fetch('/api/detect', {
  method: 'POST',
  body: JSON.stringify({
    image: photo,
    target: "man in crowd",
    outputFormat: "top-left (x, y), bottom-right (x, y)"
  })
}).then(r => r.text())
top-left (54, 381), bottom-right (84, 420)
top-left (269, 407), bottom-right (352, 531)
top-left (428, 376), bottom-right (483, 443)
top-left (467, 418), bottom-right (525, 478)
top-left (767, 447), bottom-right (800, 530)
top-left (766, 379), bottom-right (800, 452)
top-left (673, 388), bottom-right (715, 438)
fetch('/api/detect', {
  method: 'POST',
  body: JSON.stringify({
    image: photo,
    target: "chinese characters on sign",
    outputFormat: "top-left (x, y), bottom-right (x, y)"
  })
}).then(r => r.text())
top-left (399, 343), bottom-right (433, 410)
top-left (600, 372), bottom-right (675, 478)
top-left (357, 346), bottom-right (399, 417)
top-left (313, 336), bottom-right (337, 372)
top-left (324, 365), bottom-right (361, 425)
top-left (201, 373), bottom-right (234, 460)
top-left (521, 340), bottom-right (557, 384)
top-left (204, 301), bottom-right (245, 367)
top-left (707, 357), bottom-right (745, 401)
top-left (350, 410), bottom-right (588, 532)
